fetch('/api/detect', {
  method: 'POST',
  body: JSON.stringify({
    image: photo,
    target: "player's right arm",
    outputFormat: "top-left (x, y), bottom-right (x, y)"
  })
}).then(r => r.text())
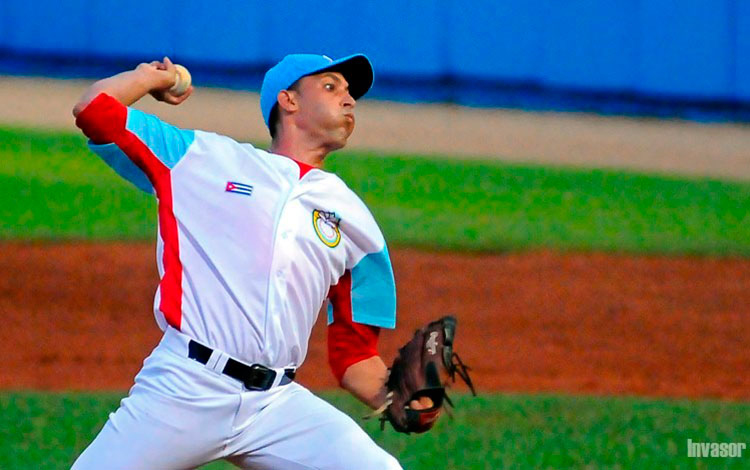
top-left (72, 58), bottom-right (196, 194)
top-left (72, 57), bottom-right (192, 117)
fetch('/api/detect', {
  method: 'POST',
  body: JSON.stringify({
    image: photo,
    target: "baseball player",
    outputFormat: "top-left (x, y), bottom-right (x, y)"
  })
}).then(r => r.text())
top-left (69, 54), bottom-right (423, 469)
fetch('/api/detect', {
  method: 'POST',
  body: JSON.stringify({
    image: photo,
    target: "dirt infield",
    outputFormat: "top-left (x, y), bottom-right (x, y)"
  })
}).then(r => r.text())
top-left (2, 242), bottom-right (748, 401)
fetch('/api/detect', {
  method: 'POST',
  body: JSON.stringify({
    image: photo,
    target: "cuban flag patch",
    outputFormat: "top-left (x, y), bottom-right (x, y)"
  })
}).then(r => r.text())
top-left (225, 181), bottom-right (253, 196)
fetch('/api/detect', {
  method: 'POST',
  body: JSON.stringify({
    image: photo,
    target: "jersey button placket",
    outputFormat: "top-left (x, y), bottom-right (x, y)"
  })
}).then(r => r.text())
top-left (273, 207), bottom-right (295, 299)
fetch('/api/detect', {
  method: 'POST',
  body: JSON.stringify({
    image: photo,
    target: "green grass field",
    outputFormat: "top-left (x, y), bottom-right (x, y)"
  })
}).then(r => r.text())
top-left (2, 391), bottom-right (748, 470)
top-left (3, 126), bottom-right (749, 255)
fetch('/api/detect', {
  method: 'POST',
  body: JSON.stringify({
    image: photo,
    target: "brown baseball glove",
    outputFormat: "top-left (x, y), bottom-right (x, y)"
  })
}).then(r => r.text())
top-left (375, 315), bottom-right (475, 434)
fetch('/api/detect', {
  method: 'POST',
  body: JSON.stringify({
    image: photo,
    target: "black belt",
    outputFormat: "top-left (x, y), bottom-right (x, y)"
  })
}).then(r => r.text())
top-left (187, 340), bottom-right (295, 391)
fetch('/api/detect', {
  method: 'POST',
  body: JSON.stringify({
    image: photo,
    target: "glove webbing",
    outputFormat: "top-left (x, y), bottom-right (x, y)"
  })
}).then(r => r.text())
top-left (450, 352), bottom-right (476, 396)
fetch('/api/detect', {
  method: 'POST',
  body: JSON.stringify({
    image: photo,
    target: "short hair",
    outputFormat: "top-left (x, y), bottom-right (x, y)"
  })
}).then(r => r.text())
top-left (269, 79), bottom-right (302, 139)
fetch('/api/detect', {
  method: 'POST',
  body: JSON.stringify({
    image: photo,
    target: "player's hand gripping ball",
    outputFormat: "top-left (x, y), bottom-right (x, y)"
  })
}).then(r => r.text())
top-left (377, 316), bottom-right (476, 434)
top-left (170, 64), bottom-right (192, 97)
top-left (146, 58), bottom-right (193, 105)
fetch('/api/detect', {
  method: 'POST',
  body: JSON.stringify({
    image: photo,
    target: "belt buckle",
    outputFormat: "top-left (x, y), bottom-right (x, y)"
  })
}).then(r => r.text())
top-left (245, 364), bottom-right (277, 391)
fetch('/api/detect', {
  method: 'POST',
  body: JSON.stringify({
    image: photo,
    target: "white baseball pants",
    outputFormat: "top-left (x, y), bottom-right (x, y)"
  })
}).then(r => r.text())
top-left (71, 327), bottom-right (402, 470)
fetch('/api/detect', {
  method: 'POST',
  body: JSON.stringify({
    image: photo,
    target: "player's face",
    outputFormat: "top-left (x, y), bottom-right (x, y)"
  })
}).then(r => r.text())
top-left (293, 72), bottom-right (356, 150)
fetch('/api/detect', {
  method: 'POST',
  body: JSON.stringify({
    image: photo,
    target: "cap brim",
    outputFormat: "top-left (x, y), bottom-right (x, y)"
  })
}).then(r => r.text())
top-left (307, 54), bottom-right (374, 100)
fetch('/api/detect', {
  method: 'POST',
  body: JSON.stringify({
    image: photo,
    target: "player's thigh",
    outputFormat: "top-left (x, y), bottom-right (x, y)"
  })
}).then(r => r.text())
top-left (227, 384), bottom-right (401, 470)
top-left (71, 384), bottom-right (226, 470)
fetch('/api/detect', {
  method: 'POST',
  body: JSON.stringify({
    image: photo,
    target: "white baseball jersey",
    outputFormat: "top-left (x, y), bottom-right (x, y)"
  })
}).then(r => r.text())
top-left (76, 93), bottom-right (397, 370)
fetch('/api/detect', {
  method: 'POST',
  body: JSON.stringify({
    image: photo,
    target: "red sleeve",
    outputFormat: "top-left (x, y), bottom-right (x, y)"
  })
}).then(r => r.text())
top-left (75, 93), bottom-right (127, 145)
top-left (327, 270), bottom-right (381, 384)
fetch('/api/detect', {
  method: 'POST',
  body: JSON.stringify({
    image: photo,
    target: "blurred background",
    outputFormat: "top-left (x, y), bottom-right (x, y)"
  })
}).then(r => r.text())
top-left (1, 1), bottom-right (749, 469)
top-left (4, 0), bottom-right (750, 115)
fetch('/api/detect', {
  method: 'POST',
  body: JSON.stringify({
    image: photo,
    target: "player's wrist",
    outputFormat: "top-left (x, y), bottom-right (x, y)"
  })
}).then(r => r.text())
top-left (131, 63), bottom-right (170, 93)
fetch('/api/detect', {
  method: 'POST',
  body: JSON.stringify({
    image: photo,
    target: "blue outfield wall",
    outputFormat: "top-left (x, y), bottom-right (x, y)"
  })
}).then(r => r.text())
top-left (2, 0), bottom-right (750, 120)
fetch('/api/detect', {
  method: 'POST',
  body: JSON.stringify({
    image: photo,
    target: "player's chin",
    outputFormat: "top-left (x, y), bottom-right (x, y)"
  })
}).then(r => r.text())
top-left (328, 138), bottom-right (348, 151)
top-left (328, 129), bottom-right (352, 151)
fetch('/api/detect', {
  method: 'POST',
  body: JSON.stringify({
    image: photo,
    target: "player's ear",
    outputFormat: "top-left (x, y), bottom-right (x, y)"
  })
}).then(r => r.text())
top-left (277, 89), bottom-right (299, 114)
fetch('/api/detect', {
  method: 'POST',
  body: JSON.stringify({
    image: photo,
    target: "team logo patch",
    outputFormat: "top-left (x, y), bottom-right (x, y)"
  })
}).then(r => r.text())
top-left (312, 209), bottom-right (341, 248)
top-left (225, 181), bottom-right (253, 196)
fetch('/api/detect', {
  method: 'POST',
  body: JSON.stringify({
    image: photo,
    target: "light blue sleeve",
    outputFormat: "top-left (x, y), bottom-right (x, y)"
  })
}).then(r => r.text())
top-left (125, 108), bottom-right (195, 170)
top-left (88, 142), bottom-right (154, 194)
top-left (350, 245), bottom-right (397, 328)
top-left (86, 108), bottom-right (195, 192)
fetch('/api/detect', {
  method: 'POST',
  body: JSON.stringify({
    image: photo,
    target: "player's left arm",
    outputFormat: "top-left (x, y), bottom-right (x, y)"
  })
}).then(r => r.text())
top-left (340, 355), bottom-right (389, 409)
top-left (328, 265), bottom-right (431, 411)
top-left (325, 190), bottom-right (442, 410)
top-left (326, 239), bottom-right (396, 410)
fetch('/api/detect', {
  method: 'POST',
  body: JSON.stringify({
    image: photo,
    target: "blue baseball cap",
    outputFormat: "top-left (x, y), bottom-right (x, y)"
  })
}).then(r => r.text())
top-left (260, 53), bottom-right (374, 129)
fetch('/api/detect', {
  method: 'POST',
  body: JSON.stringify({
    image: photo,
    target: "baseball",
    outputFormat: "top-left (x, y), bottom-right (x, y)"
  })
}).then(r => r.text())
top-left (170, 64), bottom-right (192, 96)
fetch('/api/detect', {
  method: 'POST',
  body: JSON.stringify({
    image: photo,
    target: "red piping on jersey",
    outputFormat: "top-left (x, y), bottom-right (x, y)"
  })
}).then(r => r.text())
top-left (291, 158), bottom-right (315, 179)
top-left (327, 270), bottom-right (380, 384)
top-left (76, 93), bottom-right (184, 330)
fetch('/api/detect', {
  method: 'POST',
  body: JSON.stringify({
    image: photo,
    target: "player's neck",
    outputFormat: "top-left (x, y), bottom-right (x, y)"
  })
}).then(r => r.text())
top-left (269, 135), bottom-right (330, 168)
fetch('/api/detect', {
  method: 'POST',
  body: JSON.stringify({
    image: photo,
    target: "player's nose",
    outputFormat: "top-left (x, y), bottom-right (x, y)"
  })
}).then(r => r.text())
top-left (342, 91), bottom-right (355, 109)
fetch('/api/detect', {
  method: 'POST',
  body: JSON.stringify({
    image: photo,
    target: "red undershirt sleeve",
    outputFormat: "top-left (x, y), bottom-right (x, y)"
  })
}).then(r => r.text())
top-left (327, 270), bottom-right (381, 384)
top-left (75, 93), bottom-right (128, 145)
